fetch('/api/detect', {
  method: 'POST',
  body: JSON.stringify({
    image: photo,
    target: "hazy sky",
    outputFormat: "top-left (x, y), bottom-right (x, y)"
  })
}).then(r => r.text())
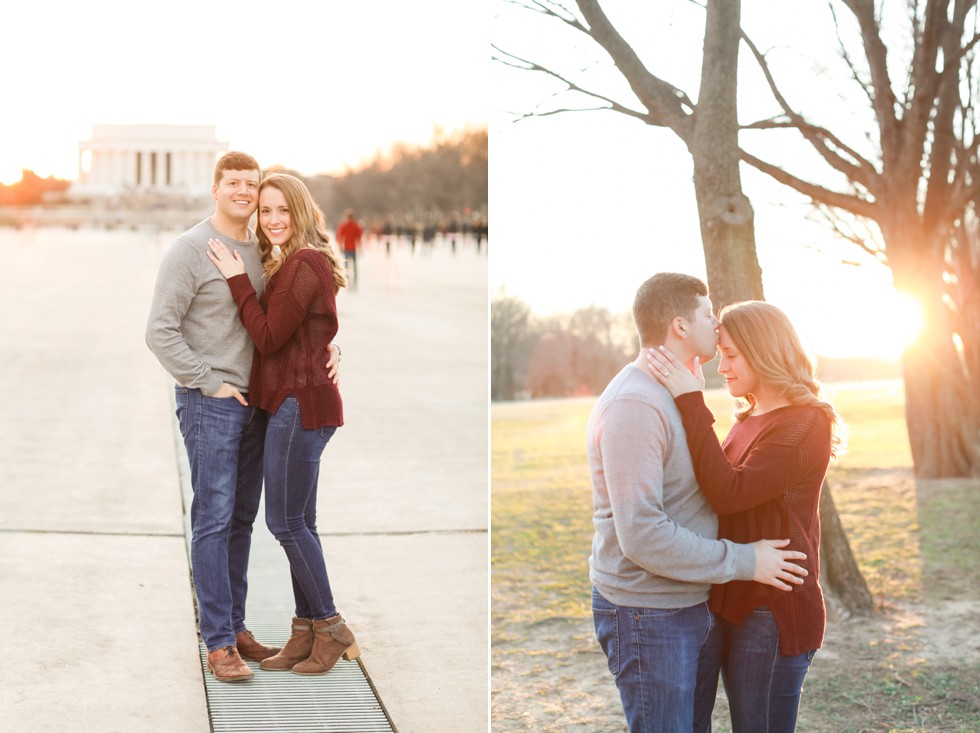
top-left (0, 0), bottom-right (487, 183)
top-left (491, 1), bottom-right (922, 360)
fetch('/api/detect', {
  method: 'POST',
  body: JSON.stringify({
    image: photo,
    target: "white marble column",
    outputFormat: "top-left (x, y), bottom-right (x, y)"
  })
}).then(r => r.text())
top-left (96, 150), bottom-right (106, 187)
top-left (113, 149), bottom-right (124, 190)
top-left (123, 149), bottom-right (134, 187)
top-left (194, 151), bottom-right (206, 186)
top-left (106, 149), bottom-right (116, 192)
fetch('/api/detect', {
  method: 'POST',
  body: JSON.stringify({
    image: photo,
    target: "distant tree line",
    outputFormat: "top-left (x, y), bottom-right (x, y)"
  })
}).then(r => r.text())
top-left (0, 171), bottom-right (70, 205)
top-left (289, 126), bottom-right (488, 233)
top-left (491, 293), bottom-right (637, 401)
top-left (491, 292), bottom-right (902, 402)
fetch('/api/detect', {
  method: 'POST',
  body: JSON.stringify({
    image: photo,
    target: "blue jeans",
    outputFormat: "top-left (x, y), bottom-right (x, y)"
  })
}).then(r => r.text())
top-left (592, 588), bottom-right (721, 732)
top-left (722, 607), bottom-right (816, 732)
top-left (264, 397), bottom-right (338, 619)
top-left (175, 386), bottom-right (266, 651)
top-left (344, 251), bottom-right (357, 289)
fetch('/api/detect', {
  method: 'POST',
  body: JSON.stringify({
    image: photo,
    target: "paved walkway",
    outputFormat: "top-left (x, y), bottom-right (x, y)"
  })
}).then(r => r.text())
top-left (0, 227), bottom-right (487, 732)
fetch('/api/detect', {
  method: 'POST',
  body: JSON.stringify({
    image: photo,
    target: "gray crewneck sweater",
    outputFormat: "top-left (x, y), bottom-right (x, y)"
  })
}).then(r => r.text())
top-left (145, 218), bottom-right (264, 395)
top-left (588, 363), bottom-right (756, 608)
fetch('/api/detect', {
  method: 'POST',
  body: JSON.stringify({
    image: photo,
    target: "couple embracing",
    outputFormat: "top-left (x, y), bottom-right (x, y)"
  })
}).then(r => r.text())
top-left (146, 152), bottom-right (357, 682)
top-left (588, 272), bottom-right (844, 732)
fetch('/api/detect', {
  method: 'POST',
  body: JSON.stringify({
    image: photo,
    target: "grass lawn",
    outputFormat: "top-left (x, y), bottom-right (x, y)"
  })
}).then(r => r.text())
top-left (491, 381), bottom-right (980, 732)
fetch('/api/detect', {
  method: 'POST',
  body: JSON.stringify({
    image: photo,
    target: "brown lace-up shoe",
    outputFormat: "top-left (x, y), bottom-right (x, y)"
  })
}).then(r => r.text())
top-left (236, 630), bottom-right (281, 661)
top-left (292, 614), bottom-right (360, 676)
top-left (206, 645), bottom-right (253, 682)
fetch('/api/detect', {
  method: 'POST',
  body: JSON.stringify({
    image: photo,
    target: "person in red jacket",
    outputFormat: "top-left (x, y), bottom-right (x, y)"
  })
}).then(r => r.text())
top-left (335, 208), bottom-right (363, 290)
top-left (206, 173), bottom-right (359, 676)
top-left (645, 300), bottom-right (845, 733)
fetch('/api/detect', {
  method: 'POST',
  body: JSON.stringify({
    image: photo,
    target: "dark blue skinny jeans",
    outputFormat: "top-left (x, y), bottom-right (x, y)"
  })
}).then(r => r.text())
top-left (722, 606), bottom-right (816, 732)
top-left (263, 396), bottom-right (338, 620)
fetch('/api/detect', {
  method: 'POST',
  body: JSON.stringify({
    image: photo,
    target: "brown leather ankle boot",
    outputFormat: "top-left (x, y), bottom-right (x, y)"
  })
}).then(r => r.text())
top-left (292, 614), bottom-right (360, 676)
top-left (236, 629), bottom-right (281, 661)
top-left (206, 645), bottom-right (253, 682)
top-left (259, 618), bottom-right (314, 671)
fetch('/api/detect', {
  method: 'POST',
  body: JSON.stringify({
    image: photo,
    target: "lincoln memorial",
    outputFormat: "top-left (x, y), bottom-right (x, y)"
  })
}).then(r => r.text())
top-left (72, 124), bottom-right (227, 200)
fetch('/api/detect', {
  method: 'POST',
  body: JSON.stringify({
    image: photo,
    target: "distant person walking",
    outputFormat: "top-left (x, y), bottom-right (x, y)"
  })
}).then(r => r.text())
top-left (646, 299), bottom-right (844, 732)
top-left (145, 151), bottom-right (283, 682)
top-left (335, 208), bottom-right (363, 290)
top-left (207, 173), bottom-right (359, 676)
top-left (588, 272), bottom-right (809, 732)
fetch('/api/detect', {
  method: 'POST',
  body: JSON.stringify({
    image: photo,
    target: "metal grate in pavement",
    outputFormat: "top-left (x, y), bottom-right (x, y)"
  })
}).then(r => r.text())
top-left (198, 624), bottom-right (394, 733)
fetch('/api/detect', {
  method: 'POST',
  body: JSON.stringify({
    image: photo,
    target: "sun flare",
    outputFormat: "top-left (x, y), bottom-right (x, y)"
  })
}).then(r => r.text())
top-left (0, 162), bottom-right (24, 186)
top-left (778, 280), bottom-right (928, 362)
top-left (890, 290), bottom-right (926, 351)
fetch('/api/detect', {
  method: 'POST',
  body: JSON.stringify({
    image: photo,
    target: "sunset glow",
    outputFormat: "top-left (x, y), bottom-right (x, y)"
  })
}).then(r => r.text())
top-left (0, 165), bottom-right (19, 186)
top-left (782, 286), bottom-right (926, 362)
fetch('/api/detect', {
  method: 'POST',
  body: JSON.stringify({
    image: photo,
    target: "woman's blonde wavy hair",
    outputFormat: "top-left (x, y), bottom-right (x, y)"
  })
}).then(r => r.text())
top-left (256, 173), bottom-right (348, 290)
top-left (720, 300), bottom-right (846, 457)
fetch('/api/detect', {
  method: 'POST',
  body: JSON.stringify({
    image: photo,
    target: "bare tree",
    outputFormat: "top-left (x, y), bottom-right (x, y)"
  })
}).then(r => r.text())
top-left (492, 293), bottom-right (538, 400)
top-left (496, 0), bottom-right (980, 479)
top-left (739, 1), bottom-right (980, 479)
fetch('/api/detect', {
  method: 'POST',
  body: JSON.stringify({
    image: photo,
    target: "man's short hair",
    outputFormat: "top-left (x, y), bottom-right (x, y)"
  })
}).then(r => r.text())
top-left (213, 152), bottom-right (261, 186)
top-left (632, 272), bottom-right (708, 346)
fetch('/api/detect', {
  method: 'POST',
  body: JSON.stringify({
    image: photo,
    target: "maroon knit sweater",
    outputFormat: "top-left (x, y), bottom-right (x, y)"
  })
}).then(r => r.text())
top-left (674, 391), bottom-right (831, 656)
top-left (227, 248), bottom-right (343, 429)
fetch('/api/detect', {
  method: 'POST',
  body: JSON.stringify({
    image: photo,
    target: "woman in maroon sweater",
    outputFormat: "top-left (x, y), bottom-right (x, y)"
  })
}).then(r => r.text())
top-left (207, 173), bottom-right (358, 676)
top-left (646, 300), bottom-right (844, 733)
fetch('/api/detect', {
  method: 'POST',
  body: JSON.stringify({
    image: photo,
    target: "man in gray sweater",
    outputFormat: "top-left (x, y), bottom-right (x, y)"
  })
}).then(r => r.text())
top-left (146, 152), bottom-right (278, 682)
top-left (588, 272), bottom-right (807, 731)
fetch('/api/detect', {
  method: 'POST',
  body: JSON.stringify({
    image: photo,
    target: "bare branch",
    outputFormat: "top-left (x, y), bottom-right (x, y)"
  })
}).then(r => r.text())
top-left (501, 0), bottom-right (585, 30)
top-left (828, 1), bottom-right (877, 111)
top-left (813, 202), bottom-right (889, 265)
top-left (902, 2), bottom-right (963, 174)
top-left (741, 150), bottom-right (878, 219)
top-left (574, 0), bottom-right (696, 142)
top-left (938, 32), bottom-right (980, 82)
top-left (492, 45), bottom-right (656, 124)
top-left (921, 2), bottom-right (977, 237)
top-left (740, 30), bottom-right (879, 191)
top-left (840, 0), bottom-right (900, 136)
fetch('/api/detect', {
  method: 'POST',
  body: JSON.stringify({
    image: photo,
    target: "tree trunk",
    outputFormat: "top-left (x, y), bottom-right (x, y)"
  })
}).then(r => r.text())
top-left (889, 247), bottom-right (980, 477)
top-left (690, 0), bottom-right (871, 613)
top-left (900, 305), bottom-right (980, 477)
top-left (818, 480), bottom-right (875, 617)
top-left (691, 0), bottom-right (764, 313)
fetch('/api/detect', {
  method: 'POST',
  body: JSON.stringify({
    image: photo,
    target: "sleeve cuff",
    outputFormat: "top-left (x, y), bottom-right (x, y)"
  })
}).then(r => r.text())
top-left (200, 374), bottom-right (224, 397)
top-left (730, 540), bottom-right (756, 581)
top-left (675, 390), bottom-right (708, 414)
